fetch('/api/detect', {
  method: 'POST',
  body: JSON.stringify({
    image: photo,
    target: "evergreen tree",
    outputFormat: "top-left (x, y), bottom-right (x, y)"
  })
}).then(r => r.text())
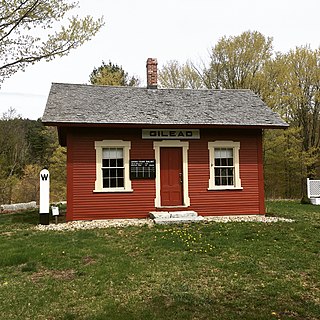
top-left (89, 61), bottom-right (140, 86)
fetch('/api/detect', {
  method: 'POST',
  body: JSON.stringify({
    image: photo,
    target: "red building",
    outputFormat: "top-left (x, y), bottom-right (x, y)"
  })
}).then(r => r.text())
top-left (43, 58), bottom-right (287, 221)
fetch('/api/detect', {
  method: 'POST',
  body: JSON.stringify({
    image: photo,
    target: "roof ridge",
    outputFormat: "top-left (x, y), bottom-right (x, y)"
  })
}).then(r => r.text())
top-left (51, 82), bottom-right (254, 92)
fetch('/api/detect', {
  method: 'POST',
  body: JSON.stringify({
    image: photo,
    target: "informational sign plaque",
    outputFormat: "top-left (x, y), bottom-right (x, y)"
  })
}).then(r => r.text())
top-left (51, 206), bottom-right (59, 216)
top-left (130, 160), bottom-right (156, 179)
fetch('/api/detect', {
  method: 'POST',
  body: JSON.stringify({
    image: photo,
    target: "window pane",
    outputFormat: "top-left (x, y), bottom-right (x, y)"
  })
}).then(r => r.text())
top-left (226, 148), bottom-right (233, 158)
top-left (117, 158), bottom-right (124, 167)
top-left (103, 178), bottom-right (110, 188)
top-left (116, 148), bottom-right (123, 158)
top-left (110, 178), bottom-right (117, 188)
top-left (118, 178), bottom-right (124, 187)
top-left (110, 168), bottom-right (117, 177)
top-left (102, 148), bottom-right (110, 159)
top-left (102, 159), bottom-right (110, 167)
top-left (227, 158), bottom-right (233, 166)
top-left (220, 149), bottom-right (227, 158)
top-left (110, 159), bottom-right (117, 167)
top-left (117, 168), bottom-right (124, 178)
top-left (214, 149), bottom-right (221, 158)
top-left (109, 148), bottom-right (116, 158)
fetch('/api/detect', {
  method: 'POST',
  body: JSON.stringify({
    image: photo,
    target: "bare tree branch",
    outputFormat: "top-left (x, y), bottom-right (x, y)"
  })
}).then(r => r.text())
top-left (0, 0), bottom-right (104, 85)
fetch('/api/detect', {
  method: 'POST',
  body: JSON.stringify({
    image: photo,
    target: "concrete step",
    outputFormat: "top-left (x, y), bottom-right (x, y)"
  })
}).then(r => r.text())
top-left (170, 211), bottom-right (198, 219)
top-left (153, 216), bottom-right (204, 225)
top-left (149, 210), bottom-right (204, 224)
top-left (149, 211), bottom-right (170, 219)
top-left (149, 210), bottom-right (198, 219)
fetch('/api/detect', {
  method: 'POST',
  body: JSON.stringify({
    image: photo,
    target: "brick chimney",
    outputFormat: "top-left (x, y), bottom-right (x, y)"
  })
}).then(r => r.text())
top-left (146, 58), bottom-right (158, 89)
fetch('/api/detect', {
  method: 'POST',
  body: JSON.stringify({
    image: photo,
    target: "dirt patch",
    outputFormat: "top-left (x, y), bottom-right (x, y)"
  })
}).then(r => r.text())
top-left (82, 256), bottom-right (96, 266)
top-left (30, 268), bottom-right (77, 282)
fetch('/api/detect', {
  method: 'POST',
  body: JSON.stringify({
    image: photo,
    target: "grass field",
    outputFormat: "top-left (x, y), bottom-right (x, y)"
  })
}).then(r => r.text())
top-left (0, 201), bottom-right (319, 320)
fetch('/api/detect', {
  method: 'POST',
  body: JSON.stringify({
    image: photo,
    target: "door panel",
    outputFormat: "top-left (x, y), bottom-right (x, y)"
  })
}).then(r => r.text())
top-left (160, 147), bottom-right (183, 206)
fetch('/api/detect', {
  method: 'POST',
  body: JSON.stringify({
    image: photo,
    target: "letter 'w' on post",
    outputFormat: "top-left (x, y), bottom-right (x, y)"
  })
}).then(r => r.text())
top-left (39, 169), bottom-right (50, 225)
top-left (41, 173), bottom-right (49, 181)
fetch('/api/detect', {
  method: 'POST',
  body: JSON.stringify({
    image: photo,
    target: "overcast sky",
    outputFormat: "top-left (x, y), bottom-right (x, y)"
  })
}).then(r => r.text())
top-left (0, 0), bottom-right (319, 120)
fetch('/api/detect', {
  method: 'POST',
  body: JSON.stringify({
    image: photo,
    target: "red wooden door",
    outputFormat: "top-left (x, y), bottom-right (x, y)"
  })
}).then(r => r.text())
top-left (160, 147), bottom-right (183, 206)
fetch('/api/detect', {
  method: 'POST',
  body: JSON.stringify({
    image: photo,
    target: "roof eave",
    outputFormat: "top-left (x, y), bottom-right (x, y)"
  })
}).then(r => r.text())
top-left (42, 121), bottom-right (289, 130)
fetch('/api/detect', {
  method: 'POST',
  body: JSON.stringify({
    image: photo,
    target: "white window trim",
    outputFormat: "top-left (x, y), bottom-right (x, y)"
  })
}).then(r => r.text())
top-left (153, 140), bottom-right (190, 208)
top-left (208, 141), bottom-right (242, 191)
top-left (94, 140), bottom-right (133, 193)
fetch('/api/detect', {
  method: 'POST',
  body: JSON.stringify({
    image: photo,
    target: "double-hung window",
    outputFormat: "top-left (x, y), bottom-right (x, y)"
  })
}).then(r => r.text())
top-left (102, 148), bottom-right (124, 188)
top-left (214, 148), bottom-right (234, 186)
top-left (94, 140), bottom-right (132, 192)
top-left (208, 141), bottom-right (242, 190)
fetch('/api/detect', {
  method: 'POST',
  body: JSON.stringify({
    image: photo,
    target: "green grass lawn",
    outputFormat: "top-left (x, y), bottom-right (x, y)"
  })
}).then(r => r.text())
top-left (0, 201), bottom-right (319, 320)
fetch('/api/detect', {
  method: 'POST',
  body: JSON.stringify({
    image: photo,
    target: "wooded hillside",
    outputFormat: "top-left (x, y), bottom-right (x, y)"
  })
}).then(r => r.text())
top-left (0, 109), bottom-right (66, 205)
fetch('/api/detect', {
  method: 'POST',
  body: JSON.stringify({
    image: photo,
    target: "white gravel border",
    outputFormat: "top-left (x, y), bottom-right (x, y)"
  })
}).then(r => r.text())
top-left (204, 215), bottom-right (294, 223)
top-left (35, 215), bottom-right (294, 231)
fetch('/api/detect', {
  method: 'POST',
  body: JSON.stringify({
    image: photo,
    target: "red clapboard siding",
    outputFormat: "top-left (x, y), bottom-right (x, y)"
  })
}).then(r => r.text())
top-left (66, 127), bottom-right (265, 220)
top-left (66, 128), bottom-right (156, 221)
top-left (187, 130), bottom-right (262, 216)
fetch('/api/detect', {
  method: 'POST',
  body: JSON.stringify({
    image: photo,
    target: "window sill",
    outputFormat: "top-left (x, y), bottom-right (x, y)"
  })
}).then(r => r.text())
top-left (207, 187), bottom-right (243, 191)
top-left (93, 189), bottom-right (133, 193)
top-left (157, 205), bottom-right (189, 209)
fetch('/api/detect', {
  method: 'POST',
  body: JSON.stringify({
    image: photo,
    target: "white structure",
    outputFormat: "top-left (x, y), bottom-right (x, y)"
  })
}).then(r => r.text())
top-left (307, 178), bottom-right (320, 205)
top-left (39, 169), bottom-right (50, 213)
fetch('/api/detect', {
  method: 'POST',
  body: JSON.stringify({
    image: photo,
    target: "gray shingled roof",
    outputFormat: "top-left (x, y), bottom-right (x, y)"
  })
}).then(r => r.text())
top-left (42, 83), bottom-right (288, 128)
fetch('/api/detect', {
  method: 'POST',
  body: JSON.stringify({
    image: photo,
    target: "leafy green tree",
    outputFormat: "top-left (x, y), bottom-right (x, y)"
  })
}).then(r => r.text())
top-left (0, 0), bottom-right (104, 84)
top-left (203, 31), bottom-right (273, 92)
top-left (159, 60), bottom-right (203, 89)
top-left (89, 61), bottom-right (140, 86)
top-left (263, 128), bottom-right (317, 199)
top-left (263, 46), bottom-right (320, 181)
top-left (159, 31), bottom-right (273, 93)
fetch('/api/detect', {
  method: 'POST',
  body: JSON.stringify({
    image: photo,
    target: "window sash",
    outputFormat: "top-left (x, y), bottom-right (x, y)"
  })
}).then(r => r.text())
top-left (214, 167), bottom-right (234, 186)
